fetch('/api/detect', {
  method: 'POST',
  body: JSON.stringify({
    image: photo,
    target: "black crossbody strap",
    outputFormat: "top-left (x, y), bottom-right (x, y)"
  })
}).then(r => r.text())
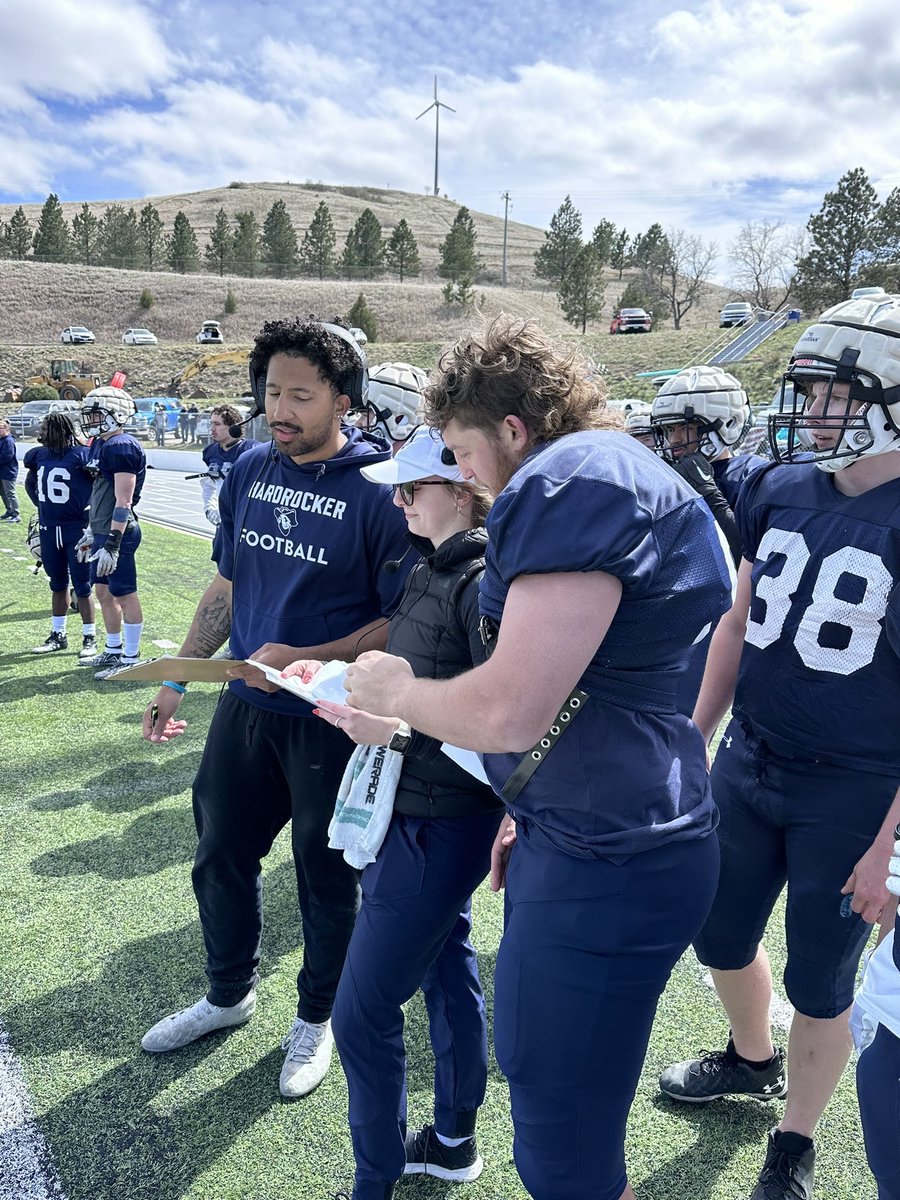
top-left (502, 687), bottom-right (590, 804)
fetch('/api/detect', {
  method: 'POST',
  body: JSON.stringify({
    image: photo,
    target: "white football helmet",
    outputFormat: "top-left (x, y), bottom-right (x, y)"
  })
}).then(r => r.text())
top-left (651, 365), bottom-right (751, 459)
top-left (360, 362), bottom-right (427, 443)
top-left (624, 402), bottom-right (668, 457)
top-left (80, 387), bottom-right (135, 438)
top-left (773, 294), bottom-right (900, 471)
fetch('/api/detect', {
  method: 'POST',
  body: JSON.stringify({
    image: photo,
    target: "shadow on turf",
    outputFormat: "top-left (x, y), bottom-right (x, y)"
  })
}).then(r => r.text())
top-left (635, 1096), bottom-right (776, 1199)
top-left (30, 751), bottom-right (203, 814)
top-left (5, 858), bottom-right (303, 1058)
top-left (0, 607), bottom-right (48, 624)
top-left (31, 807), bottom-right (199, 879)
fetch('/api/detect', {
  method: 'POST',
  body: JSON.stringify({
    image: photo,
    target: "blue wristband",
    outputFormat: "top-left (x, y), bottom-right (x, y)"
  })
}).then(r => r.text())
top-left (112, 505), bottom-right (131, 523)
top-left (161, 680), bottom-right (187, 694)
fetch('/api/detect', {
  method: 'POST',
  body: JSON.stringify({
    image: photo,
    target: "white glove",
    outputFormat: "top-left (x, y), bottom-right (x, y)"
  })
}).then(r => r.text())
top-left (205, 506), bottom-right (221, 527)
top-left (886, 838), bottom-right (900, 897)
top-left (75, 528), bottom-right (94, 562)
top-left (89, 529), bottom-right (122, 577)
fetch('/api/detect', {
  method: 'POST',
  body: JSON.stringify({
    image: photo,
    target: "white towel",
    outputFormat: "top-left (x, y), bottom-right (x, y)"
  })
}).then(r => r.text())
top-left (328, 742), bottom-right (404, 868)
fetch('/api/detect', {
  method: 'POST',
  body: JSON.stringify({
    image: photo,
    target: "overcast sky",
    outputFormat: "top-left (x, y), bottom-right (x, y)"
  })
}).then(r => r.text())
top-left (2, 0), bottom-right (899, 268)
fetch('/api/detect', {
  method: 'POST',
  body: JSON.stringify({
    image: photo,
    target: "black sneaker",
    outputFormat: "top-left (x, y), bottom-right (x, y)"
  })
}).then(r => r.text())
top-left (404, 1124), bottom-right (483, 1182)
top-left (31, 631), bottom-right (68, 654)
top-left (78, 648), bottom-right (121, 670)
top-left (79, 634), bottom-right (98, 660)
top-left (659, 1043), bottom-right (787, 1103)
top-left (750, 1130), bottom-right (815, 1199)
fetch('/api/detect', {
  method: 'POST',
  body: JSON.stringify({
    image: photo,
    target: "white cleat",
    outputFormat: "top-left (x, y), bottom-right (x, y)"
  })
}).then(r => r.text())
top-left (279, 1017), bottom-right (334, 1098)
top-left (141, 991), bottom-right (256, 1053)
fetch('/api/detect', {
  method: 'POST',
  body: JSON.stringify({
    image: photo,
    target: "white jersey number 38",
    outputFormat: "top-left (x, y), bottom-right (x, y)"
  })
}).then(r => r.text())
top-left (745, 527), bottom-right (893, 675)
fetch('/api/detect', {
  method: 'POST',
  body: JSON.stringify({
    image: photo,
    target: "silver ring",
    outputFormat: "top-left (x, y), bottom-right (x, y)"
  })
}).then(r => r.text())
top-left (335, 717), bottom-right (343, 730)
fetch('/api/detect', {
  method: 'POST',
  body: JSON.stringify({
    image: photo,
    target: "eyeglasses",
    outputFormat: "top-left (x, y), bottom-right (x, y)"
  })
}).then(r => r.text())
top-left (393, 480), bottom-right (453, 505)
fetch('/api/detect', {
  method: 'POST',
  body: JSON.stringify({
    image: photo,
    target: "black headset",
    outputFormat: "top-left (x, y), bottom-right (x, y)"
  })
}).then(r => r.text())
top-left (247, 322), bottom-right (369, 415)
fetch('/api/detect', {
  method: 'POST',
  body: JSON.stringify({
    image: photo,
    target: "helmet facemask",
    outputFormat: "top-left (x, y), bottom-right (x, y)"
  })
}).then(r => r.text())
top-left (652, 406), bottom-right (728, 461)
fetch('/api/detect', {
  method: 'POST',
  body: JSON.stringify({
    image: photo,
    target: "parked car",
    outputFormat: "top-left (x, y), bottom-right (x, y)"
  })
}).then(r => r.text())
top-left (133, 396), bottom-right (182, 437)
top-left (7, 397), bottom-right (83, 438)
top-left (719, 302), bottom-right (754, 328)
top-left (609, 308), bottom-right (652, 335)
top-left (348, 326), bottom-right (369, 346)
top-left (60, 325), bottom-right (95, 345)
top-left (196, 320), bottom-right (224, 345)
top-left (122, 328), bottom-right (158, 346)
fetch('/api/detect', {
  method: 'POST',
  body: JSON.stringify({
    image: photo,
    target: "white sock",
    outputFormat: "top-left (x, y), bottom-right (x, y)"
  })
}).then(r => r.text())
top-left (52, 616), bottom-right (67, 634)
top-left (106, 633), bottom-right (123, 650)
top-left (123, 622), bottom-right (143, 658)
top-left (435, 1133), bottom-right (473, 1148)
top-left (82, 623), bottom-right (96, 637)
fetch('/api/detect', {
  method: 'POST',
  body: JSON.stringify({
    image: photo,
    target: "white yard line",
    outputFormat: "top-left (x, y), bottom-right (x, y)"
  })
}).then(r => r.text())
top-left (0, 1022), bottom-right (65, 1200)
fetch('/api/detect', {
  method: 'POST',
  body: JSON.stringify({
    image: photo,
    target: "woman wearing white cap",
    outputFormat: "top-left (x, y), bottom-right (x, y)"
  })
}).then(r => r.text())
top-left (283, 425), bottom-right (503, 1200)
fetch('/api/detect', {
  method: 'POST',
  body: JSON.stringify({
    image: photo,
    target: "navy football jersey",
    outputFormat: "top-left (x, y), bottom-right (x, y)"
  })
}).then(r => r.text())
top-left (87, 433), bottom-right (146, 535)
top-left (713, 451), bottom-right (767, 510)
top-left (734, 463), bottom-right (900, 775)
top-left (23, 444), bottom-right (92, 525)
top-left (202, 438), bottom-right (259, 477)
top-left (479, 431), bottom-right (733, 858)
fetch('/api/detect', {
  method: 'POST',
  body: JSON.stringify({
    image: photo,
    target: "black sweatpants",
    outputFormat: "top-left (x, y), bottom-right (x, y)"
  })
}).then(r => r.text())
top-left (191, 689), bottom-right (359, 1023)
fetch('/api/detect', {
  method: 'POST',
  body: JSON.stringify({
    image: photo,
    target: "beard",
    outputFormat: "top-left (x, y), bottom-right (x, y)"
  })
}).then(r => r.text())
top-left (269, 412), bottom-right (337, 460)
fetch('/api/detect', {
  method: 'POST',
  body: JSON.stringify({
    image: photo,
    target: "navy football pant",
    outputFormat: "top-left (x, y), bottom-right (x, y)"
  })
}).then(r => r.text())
top-left (331, 808), bottom-right (503, 1199)
top-left (694, 719), bottom-right (897, 1017)
top-left (857, 1022), bottom-right (900, 1199)
top-left (39, 522), bottom-right (91, 597)
top-left (191, 690), bottom-right (358, 1022)
top-left (89, 524), bottom-right (142, 597)
top-left (496, 821), bottom-right (719, 1200)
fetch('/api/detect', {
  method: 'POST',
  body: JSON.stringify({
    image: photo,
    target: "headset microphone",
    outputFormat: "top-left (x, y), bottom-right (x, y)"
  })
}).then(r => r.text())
top-left (228, 413), bottom-right (260, 439)
top-left (383, 545), bottom-right (413, 575)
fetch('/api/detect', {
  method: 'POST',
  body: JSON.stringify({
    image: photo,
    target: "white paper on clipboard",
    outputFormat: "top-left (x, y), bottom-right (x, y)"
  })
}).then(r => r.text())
top-left (244, 658), bottom-right (350, 705)
top-left (440, 742), bottom-right (490, 784)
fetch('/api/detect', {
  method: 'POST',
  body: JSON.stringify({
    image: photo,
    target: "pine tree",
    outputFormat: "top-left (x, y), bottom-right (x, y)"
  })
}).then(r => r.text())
top-left (616, 277), bottom-right (656, 314)
top-left (534, 196), bottom-right (582, 285)
top-left (98, 204), bottom-right (139, 268)
top-left (610, 228), bottom-right (630, 280)
top-left (590, 219), bottom-right (617, 267)
top-left (385, 218), bottom-right (420, 282)
top-left (795, 167), bottom-right (881, 309)
top-left (347, 292), bottom-right (377, 341)
top-left (558, 245), bottom-right (605, 333)
top-left (298, 200), bottom-right (336, 279)
top-left (232, 210), bottom-right (261, 277)
top-left (262, 198), bottom-right (299, 277)
top-left (438, 206), bottom-right (480, 282)
top-left (71, 204), bottom-right (101, 266)
top-left (868, 186), bottom-right (900, 293)
top-left (32, 194), bottom-right (70, 263)
top-left (630, 223), bottom-right (667, 268)
top-left (7, 206), bottom-right (33, 259)
top-left (342, 208), bottom-right (385, 279)
top-left (167, 210), bottom-right (200, 273)
top-left (205, 208), bottom-right (233, 276)
top-left (138, 203), bottom-right (165, 270)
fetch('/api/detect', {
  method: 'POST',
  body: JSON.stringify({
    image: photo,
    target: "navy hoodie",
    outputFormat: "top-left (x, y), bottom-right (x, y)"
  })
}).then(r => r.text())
top-left (215, 426), bottom-right (411, 713)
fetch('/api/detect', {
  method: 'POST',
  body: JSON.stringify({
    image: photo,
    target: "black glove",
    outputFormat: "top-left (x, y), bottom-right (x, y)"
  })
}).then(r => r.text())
top-left (672, 453), bottom-right (742, 565)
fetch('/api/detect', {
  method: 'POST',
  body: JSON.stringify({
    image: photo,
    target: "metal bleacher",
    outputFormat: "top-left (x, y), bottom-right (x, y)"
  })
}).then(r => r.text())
top-left (707, 309), bottom-right (791, 365)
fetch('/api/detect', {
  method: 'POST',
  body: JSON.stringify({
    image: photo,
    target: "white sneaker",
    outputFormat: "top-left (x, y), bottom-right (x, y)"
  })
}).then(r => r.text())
top-left (279, 1017), bottom-right (334, 1098)
top-left (141, 991), bottom-right (256, 1053)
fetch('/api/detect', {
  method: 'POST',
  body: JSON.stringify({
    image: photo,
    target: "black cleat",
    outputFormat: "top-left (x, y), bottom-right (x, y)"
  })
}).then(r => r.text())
top-left (404, 1124), bottom-right (483, 1182)
top-left (31, 631), bottom-right (68, 654)
top-left (750, 1130), bottom-right (815, 1199)
top-left (659, 1043), bottom-right (787, 1103)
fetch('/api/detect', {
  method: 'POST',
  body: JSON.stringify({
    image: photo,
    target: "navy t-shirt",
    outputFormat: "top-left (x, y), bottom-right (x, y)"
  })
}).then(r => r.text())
top-left (0, 433), bottom-right (17, 482)
top-left (479, 431), bottom-right (733, 858)
top-left (23, 444), bottom-right (93, 525)
top-left (734, 462), bottom-right (900, 775)
top-left (202, 438), bottom-right (259, 477)
top-left (215, 428), bottom-right (412, 714)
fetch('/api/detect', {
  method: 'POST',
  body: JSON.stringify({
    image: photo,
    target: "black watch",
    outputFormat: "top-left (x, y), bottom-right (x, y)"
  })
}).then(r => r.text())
top-left (388, 720), bottom-right (412, 754)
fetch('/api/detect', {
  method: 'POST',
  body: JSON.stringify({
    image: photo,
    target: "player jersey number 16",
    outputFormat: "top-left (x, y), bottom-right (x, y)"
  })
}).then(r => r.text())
top-left (36, 465), bottom-right (71, 505)
top-left (745, 527), bottom-right (893, 676)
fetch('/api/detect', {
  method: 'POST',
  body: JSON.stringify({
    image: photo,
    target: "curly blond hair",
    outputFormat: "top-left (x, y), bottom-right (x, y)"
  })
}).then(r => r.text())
top-left (424, 315), bottom-right (620, 440)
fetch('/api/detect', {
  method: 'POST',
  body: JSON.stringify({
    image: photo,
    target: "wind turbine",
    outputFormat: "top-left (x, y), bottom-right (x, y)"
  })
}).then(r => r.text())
top-left (416, 76), bottom-right (456, 197)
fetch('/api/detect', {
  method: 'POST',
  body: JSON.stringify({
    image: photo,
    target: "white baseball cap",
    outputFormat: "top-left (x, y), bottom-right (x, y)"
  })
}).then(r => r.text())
top-left (360, 424), bottom-right (464, 485)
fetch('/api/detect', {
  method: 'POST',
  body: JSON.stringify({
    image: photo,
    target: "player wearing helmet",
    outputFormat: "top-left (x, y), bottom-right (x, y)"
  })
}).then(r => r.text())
top-left (23, 414), bottom-right (97, 658)
top-left (355, 361), bottom-right (427, 449)
top-left (75, 387), bottom-right (147, 679)
top-left (659, 296), bottom-right (900, 1200)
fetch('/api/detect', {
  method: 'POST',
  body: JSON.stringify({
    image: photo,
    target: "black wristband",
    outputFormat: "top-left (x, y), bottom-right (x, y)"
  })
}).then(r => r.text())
top-left (104, 528), bottom-right (123, 553)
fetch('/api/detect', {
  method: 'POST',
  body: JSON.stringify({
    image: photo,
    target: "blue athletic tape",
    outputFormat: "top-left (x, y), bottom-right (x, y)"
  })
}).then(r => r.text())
top-left (161, 680), bottom-right (187, 694)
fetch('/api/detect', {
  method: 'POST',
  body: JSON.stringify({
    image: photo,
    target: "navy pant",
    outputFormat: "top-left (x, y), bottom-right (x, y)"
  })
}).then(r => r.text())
top-left (40, 521), bottom-right (91, 597)
top-left (496, 821), bottom-right (719, 1200)
top-left (857, 1022), bottom-right (900, 1199)
top-left (331, 808), bottom-right (503, 1199)
top-left (191, 690), bottom-right (358, 1022)
top-left (0, 477), bottom-right (19, 518)
top-left (695, 719), bottom-right (897, 1017)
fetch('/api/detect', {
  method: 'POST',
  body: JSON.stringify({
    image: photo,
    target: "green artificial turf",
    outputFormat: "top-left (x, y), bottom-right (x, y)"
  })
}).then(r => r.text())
top-left (0, 496), bottom-right (875, 1200)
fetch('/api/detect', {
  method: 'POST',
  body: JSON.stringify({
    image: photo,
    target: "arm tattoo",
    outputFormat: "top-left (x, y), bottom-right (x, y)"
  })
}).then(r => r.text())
top-left (181, 590), bottom-right (232, 658)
